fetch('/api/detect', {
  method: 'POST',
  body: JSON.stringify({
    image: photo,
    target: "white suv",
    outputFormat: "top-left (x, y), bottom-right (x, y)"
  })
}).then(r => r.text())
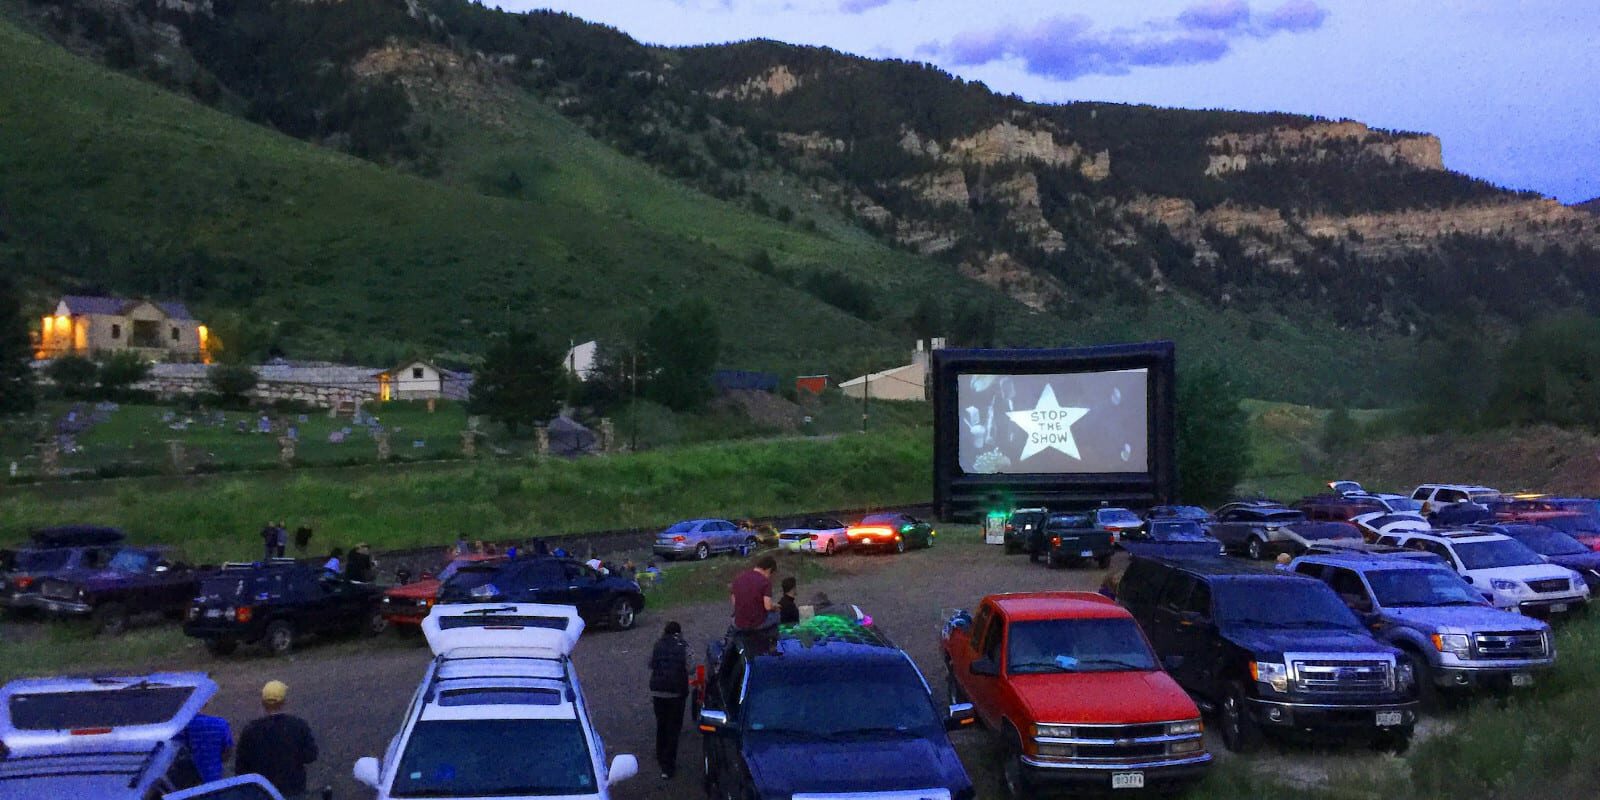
top-left (1411, 484), bottom-right (1500, 516)
top-left (1375, 529), bottom-right (1589, 617)
top-left (354, 603), bottom-right (639, 800)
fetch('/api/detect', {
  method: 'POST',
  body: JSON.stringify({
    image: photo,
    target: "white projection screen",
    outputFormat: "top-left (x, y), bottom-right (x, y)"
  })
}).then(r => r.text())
top-left (956, 369), bottom-right (1150, 475)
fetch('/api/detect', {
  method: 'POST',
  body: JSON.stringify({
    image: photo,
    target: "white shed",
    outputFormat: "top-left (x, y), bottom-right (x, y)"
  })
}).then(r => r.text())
top-left (378, 361), bottom-right (445, 401)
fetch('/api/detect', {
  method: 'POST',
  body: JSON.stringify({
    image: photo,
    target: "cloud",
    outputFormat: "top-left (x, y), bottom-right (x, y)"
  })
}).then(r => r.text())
top-left (838, 0), bottom-right (891, 12)
top-left (929, 0), bottom-right (1328, 81)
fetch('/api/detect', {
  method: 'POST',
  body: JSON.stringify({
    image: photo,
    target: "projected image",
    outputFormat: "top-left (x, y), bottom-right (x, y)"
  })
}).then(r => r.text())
top-left (957, 370), bottom-right (1149, 474)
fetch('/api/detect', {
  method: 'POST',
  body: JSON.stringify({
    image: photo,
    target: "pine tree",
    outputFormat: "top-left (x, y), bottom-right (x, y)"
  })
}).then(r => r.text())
top-left (0, 277), bottom-right (35, 414)
top-left (469, 327), bottom-right (567, 434)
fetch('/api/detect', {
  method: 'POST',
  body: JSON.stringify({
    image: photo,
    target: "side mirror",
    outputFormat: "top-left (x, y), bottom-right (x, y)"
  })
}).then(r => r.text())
top-left (1162, 655), bottom-right (1185, 672)
top-left (969, 658), bottom-right (999, 677)
top-left (1462, 575), bottom-right (1474, 585)
top-left (607, 754), bottom-right (639, 786)
top-left (698, 709), bottom-right (731, 735)
top-left (353, 756), bottom-right (382, 788)
top-left (946, 702), bottom-right (977, 731)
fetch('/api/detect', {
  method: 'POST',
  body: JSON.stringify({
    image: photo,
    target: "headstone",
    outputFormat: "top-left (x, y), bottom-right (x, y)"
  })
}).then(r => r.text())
top-left (278, 434), bottom-right (296, 467)
top-left (39, 441), bottom-right (60, 477)
top-left (166, 440), bottom-right (185, 474)
top-left (535, 426), bottom-right (549, 455)
top-left (461, 428), bottom-right (477, 458)
top-left (598, 418), bottom-right (614, 452)
top-left (427, 398), bottom-right (436, 413)
top-left (375, 430), bottom-right (391, 461)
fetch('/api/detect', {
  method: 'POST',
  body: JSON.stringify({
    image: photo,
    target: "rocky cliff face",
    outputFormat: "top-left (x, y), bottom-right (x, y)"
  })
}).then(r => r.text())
top-left (1205, 121), bottom-right (1443, 175)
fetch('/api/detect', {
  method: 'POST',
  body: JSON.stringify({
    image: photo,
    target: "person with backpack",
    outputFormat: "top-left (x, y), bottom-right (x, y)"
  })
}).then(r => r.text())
top-left (647, 621), bottom-right (690, 780)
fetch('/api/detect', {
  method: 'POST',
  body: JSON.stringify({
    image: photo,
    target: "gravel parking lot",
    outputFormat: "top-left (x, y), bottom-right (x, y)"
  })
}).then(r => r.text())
top-left (148, 530), bottom-right (1424, 799)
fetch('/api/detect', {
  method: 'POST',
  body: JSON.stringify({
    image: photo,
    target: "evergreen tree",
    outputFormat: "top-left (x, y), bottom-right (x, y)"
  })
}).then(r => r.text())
top-left (46, 356), bottom-right (99, 399)
top-left (469, 327), bottom-right (567, 434)
top-left (640, 301), bottom-right (720, 411)
top-left (1175, 362), bottom-right (1251, 504)
top-left (0, 277), bottom-right (34, 414)
top-left (98, 351), bottom-right (151, 398)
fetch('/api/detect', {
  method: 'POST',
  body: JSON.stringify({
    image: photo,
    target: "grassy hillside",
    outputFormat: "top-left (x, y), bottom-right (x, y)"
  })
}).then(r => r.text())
top-left (0, 14), bottom-right (940, 372)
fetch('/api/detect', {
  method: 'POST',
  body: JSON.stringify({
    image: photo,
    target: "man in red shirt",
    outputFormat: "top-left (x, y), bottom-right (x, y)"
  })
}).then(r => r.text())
top-left (729, 555), bottom-right (777, 631)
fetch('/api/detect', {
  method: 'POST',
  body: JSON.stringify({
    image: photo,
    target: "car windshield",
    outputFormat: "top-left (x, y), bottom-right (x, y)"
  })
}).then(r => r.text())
top-left (439, 567), bottom-right (500, 600)
top-left (1046, 514), bottom-right (1091, 529)
top-left (1215, 581), bottom-right (1362, 631)
top-left (1005, 618), bottom-right (1158, 673)
top-left (13, 550), bottom-right (71, 572)
top-left (1510, 529), bottom-right (1589, 557)
top-left (745, 661), bottom-right (939, 738)
top-left (1454, 539), bottom-right (1545, 570)
top-left (1293, 522), bottom-right (1361, 541)
top-left (1468, 491), bottom-right (1501, 502)
top-left (107, 549), bottom-right (153, 573)
top-left (665, 522), bottom-right (696, 534)
top-left (1553, 500), bottom-right (1600, 524)
top-left (1385, 499), bottom-right (1424, 513)
top-left (1367, 569), bottom-right (1483, 607)
top-left (1537, 515), bottom-right (1597, 535)
top-left (860, 515), bottom-right (902, 526)
top-left (1150, 521), bottom-right (1208, 541)
top-left (1261, 510), bottom-right (1307, 523)
top-left (1100, 510), bottom-right (1141, 526)
top-left (436, 560), bottom-right (477, 583)
top-left (392, 719), bottom-right (594, 797)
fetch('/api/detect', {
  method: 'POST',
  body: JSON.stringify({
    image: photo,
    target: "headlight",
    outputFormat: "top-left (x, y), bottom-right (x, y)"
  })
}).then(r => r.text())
top-left (1033, 723), bottom-right (1074, 739)
top-left (1490, 579), bottom-right (1526, 595)
top-left (1169, 738), bottom-right (1204, 754)
top-left (1431, 633), bottom-right (1470, 657)
top-left (1168, 719), bottom-right (1202, 735)
top-left (1250, 661), bottom-right (1290, 692)
top-left (1397, 660), bottom-right (1415, 689)
top-left (1574, 577), bottom-right (1587, 593)
top-left (1034, 742), bottom-right (1074, 759)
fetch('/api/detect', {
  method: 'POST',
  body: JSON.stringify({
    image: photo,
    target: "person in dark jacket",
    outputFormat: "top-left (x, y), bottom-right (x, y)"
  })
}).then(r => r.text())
top-left (344, 543), bottom-right (375, 582)
top-left (236, 680), bottom-right (318, 799)
top-left (648, 621), bottom-right (690, 780)
top-left (778, 576), bottom-right (799, 625)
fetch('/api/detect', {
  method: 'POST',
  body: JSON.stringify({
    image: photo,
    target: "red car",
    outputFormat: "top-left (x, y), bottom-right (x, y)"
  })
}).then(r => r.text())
top-left (380, 554), bottom-right (505, 626)
top-left (941, 592), bottom-right (1210, 797)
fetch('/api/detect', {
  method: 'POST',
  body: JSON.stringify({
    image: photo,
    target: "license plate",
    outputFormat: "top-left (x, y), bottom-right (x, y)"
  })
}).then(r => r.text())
top-left (1551, 603), bottom-right (1569, 613)
top-left (1080, 550), bottom-right (1095, 557)
top-left (1111, 772), bottom-right (1144, 790)
top-left (1375, 711), bottom-right (1403, 727)
top-left (205, 609), bottom-right (223, 618)
top-left (1511, 673), bottom-right (1534, 688)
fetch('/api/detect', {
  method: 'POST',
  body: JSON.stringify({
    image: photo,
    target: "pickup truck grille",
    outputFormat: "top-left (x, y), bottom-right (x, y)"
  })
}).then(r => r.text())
top-left (1474, 631), bottom-right (1546, 659)
top-left (1527, 578), bottom-right (1572, 594)
top-left (1293, 659), bottom-right (1392, 693)
top-left (1038, 722), bottom-right (1200, 765)
top-left (39, 580), bottom-right (77, 600)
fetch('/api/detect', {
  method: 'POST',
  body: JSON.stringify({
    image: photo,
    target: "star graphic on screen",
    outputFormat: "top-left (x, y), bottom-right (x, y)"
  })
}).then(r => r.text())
top-left (1007, 384), bottom-right (1090, 461)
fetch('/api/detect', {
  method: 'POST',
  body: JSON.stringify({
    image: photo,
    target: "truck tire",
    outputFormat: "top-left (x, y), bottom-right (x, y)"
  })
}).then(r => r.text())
top-left (362, 608), bottom-right (388, 637)
top-left (1220, 682), bottom-right (1264, 753)
top-left (1000, 727), bottom-right (1033, 800)
top-left (93, 602), bottom-right (130, 637)
top-left (1246, 537), bottom-right (1266, 561)
top-left (205, 638), bottom-right (238, 657)
top-left (1402, 649), bottom-right (1442, 711)
top-left (263, 620), bottom-right (295, 656)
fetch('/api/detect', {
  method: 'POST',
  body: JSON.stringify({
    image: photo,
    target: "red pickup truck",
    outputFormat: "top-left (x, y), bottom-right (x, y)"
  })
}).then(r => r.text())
top-left (941, 592), bottom-right (1211, 797)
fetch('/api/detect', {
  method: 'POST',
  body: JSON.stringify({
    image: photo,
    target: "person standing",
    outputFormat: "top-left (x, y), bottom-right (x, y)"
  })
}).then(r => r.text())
top-left (273, 522), bottom-right (289, 558)
top-left (729, 556), bottom-right (777, 633)
top-left (346, 543), bottom-right (375, 582)
top-left (648, 621), bottom-right (690, 780)
top-left (259, 522), bottom-right (278, 561)
top-left (293, 521), bottom-right (314, 555)
top-left (236, 680), bottom-right (318, 800)
top-left (182, 699), bottom-right (234, 785)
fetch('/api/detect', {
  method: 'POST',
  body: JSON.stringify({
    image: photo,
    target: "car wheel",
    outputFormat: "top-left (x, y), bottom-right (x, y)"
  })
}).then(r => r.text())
top-left (695, 543), bottom-right (710, 561)
top-left (93, 602), bottom-right (130, 637)
top-left (611, 598), bottom-right (638, 630)
top-left (362, 608), bottom-right (388, 637)
top-left (1405, 650), bottom-right (1443, 711)
top-left (263, 620), bottom-right (295, 656)
top-left (204, 638), bottom-right (238, 657)
top-left (1220, 683), bottom-right (1263, 753)
top-left (895, 538), bottom-right (907, 555)
top-left (1246, 537), bottom-right (1265, 561)
top-left (1001, 729), bottom-right (1032, 800)
top-left (824, 539), bottom-right (836, 555)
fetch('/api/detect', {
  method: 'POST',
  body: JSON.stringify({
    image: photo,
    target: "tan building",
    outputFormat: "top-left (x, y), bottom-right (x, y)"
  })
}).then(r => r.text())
top-left (375, 360), bottom-right (473, 401)
top-left (37, 296), bottom-right (208, 361)
top-left (839, 338), bottom-right (944, 402)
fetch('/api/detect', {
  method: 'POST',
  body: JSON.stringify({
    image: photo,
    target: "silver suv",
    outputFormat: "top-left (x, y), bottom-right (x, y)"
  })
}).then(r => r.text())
top-left (354, 603), bottom-right (639, 800)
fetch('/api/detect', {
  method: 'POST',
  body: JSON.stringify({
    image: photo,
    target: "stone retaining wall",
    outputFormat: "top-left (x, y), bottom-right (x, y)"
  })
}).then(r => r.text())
top-left (133, 375), bottom-right (378, 408)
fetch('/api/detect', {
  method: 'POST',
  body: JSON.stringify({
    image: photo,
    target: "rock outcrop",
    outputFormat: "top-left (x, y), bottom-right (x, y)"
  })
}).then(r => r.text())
top-left (710, 65), bottom-right (802, 100)
top-left (959, 253), bottom-right (1065, 311)
top-left (1206, 121), bottom-right (1444, 175)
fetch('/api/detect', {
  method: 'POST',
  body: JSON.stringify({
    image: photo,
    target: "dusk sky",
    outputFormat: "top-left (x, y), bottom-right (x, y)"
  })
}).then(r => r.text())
top-left (503, 1), bottom-right (1598, 203)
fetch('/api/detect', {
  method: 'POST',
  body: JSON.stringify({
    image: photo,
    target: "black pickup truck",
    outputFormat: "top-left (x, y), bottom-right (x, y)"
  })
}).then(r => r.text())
top-left (1118, 554), bottom-right (1419, 753)
top-left (29, 546), bottom-right (203, 635)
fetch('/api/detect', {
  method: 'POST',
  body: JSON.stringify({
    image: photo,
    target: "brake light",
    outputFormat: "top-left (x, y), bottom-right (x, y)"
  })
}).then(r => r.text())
top-left (70, 727), bottom-right (112, 736)
top-left (673, 535), bottom-right (686, 543)
top-left (234, 606), bottom-right (253, 623)
top-left (850, 526), bottom-right (894, 538)
top-left (810, 534), bottom-right (820, 541)
top-left (13, 577), bottom-right (32, 590)
top-left (1051, 536), bottom-right (1061, 547)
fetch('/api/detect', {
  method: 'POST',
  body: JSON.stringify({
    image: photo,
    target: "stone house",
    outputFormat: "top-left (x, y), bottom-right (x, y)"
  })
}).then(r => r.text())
top-left (37, 295), bottom-right (208, 361)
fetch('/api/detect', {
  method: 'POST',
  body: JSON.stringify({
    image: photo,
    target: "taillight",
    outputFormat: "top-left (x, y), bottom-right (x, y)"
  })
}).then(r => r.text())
top-left (234, 606), bottom-right (253, 623)
top-left (810, 534), bottom-right (820, 541)
top-left (1005, 524), bottom-right (1015, 533)
top-left (1052, 536), bottom-right (1062, 547)
top-left (673, 535), bottom-right (686, 543)
top-left (13, 577), bottom-right (32, 590)
top-left (70, 727), bottom-right (112, 736)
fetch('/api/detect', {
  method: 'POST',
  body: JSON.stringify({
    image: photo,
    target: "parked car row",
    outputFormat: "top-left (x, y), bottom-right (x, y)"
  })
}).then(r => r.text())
top-left (655, 512), bottom-right (937, 559)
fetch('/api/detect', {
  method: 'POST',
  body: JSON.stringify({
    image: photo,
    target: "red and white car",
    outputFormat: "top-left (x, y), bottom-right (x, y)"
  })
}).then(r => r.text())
top-left (776, 517), bottom-right (850, 555)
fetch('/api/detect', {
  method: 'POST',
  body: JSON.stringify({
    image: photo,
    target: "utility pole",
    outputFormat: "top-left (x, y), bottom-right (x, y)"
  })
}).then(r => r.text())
top-left (861, 364), bottom-right (869, 433)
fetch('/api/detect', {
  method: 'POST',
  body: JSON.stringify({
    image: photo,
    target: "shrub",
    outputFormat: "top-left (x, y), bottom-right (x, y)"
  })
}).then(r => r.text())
top-left (208, 363), bottom-right (258, 402)
top-left (44, 356), bottom-right (98, 398)
top-left (96, 352), bottom-right (151, 397)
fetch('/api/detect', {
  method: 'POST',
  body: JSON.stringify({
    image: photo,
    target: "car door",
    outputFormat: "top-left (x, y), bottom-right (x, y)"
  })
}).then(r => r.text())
top-left (1167, 578), bottom-right (1218, 696)
top-left (1209, 509), bottom-right (1247, 548)
top-left (1324, 567), bottom-right (1378, 624)
top-left (1147, 572), bottom-right (1197, 656)
top-left (706, 648), bottom-right (748, 795)
top-left (561, 562), bottom-right (610, 619)
top-left (963, 605), bottom-right (1007, 727)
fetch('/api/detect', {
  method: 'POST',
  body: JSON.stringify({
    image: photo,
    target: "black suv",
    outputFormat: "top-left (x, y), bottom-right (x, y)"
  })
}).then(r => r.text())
top-left (1, 526), bottom-right (126, 610)
top-left (31, 545), bottom-right (203, 635)
top-left (1004, 508), bottom-right (1050, 556)
top-left (1041, 513), bottom-right (1115, 569)
top-left (183, 560), bottom-right (386, 655)
top-left (437, 556), bottom-right (646, 630)
top-left (1118, 555), bottom-right (1418, 753)
top-left (698, 608), bottom-right (974, 800)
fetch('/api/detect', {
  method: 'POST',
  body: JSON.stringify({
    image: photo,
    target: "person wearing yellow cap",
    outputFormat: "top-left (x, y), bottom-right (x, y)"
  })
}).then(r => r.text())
top-left (235, 680), bottom-right (319, 799)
